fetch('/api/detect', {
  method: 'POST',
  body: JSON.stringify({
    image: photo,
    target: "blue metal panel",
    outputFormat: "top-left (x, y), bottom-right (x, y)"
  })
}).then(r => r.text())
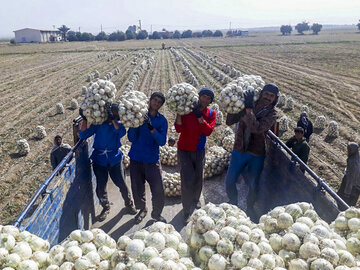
top-left (20, 139), bottom-right (96, 246)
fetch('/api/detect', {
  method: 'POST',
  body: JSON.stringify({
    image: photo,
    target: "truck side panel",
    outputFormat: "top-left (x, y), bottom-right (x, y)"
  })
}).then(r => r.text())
top-left (20, 141), bottom-right (95, 245)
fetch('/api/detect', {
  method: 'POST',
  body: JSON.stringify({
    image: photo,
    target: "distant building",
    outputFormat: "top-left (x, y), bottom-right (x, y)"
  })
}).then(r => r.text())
top-left (226, 30), bottom-right (249, 37)
top-left (14, 28), bottom-right (62, 43)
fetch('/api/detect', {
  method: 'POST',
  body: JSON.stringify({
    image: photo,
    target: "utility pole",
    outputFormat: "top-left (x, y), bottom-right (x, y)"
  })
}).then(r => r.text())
top-left (138, 20), bottom-right (142, 31)
top-left (229, 22), bottom-right (231, 31)
top-left (150, 25), bottom-right (152, 35)
top-left (101, 24), bottom-right (103, 32)
top-left (79, 27), bottom-right (81, 33)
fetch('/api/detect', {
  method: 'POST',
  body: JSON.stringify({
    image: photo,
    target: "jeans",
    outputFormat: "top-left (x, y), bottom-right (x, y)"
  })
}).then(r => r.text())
top-left (225, 150), bottom-right (265, 206)
top-left (129, 160), bottom-right (165, 218)
top-left (92, 162), bottom-right (132, 208)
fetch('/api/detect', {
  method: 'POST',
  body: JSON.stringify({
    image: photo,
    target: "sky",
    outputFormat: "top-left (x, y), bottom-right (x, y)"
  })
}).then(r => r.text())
top-left (1, 0), bottom-right (359, 38)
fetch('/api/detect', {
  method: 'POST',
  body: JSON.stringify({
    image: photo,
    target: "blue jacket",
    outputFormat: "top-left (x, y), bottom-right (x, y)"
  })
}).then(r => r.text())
top-left (128, 113), bottom-right (168, 163)
top-left (79, 121), bottom-right (126, 167)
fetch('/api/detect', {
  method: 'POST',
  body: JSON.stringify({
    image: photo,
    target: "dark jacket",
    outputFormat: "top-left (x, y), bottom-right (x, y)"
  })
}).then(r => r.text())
top-left (297, 118), bottom-right (313, 142)
top-left (285, 137), bottom-right (310, 164)
top-left (226, 106), bottom-right (277, 156)
top-left (50, 144), bottom-right (71, 170)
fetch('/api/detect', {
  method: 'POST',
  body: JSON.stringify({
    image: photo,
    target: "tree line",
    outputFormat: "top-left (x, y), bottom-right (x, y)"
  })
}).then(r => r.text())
top-left (280, 22), bottom-right (323, 35)
top-left (56, 25), bottom-right (225, 42)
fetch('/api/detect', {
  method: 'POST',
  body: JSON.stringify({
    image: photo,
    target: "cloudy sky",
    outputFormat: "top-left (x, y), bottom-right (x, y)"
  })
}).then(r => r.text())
top-left (1, 0), bottom-right (359, 38)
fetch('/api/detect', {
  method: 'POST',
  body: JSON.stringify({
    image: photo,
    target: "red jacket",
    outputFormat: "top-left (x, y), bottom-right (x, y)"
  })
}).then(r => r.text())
top-left (175, 108), bottom-right (216, 152)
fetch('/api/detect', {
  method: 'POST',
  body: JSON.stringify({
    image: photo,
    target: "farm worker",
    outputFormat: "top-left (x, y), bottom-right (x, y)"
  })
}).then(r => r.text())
top-left (175, 87), bottom-right (216, 223)
top-left (225, 83), bottom-right (279, 209)
top-left (297, 111), bottom-right (313, 142)
top-left (127, 92), bottom-right (168, 224)
top-left (337, 142), bottom-right (360, 210)
top-left (285, 127), bottom-right (310, 172)
top-left (50, 135), bottom-right (71, 171)
top-left (78, 103), bottom-right (137, 222)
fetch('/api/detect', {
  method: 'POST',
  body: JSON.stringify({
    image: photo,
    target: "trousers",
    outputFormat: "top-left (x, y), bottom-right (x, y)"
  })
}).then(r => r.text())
top-left (129, 160), bottom-right (165, 218)
top-left (92, 162), bottom-right (132, 208)
top-left (178, 149), bottom-right (205, 215)
top-left (225, 150), bottom-right (265, 206)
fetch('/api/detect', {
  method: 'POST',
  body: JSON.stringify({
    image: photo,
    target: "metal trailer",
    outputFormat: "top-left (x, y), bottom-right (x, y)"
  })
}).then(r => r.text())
top-left (13, 119), bottom-right (348, 246)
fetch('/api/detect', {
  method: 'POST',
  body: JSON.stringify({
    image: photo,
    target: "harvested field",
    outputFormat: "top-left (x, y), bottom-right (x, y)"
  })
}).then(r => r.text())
top-left (0, 29), bottom-right (359, 224)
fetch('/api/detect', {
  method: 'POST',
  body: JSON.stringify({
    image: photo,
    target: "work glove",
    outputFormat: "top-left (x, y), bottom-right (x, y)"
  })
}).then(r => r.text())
top-left (144, 113), bottom-right (154, 131)
top-left (244, 89), bottom-right (255, 109)
top-left (192, 101), bottom-right (202, 118)
top-left (105, 102), bottom-right (115, 121)
top-left (79, 108), bottom-right (87, 121)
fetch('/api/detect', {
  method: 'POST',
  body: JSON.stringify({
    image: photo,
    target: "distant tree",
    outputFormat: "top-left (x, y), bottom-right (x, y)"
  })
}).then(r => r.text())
top-left (226, 30), bottom-right (233, 37)
top-left (10, 39), bottom-right (16, 44)
top-left (356, 20), bottom-right (360, 31)
top-left (162, 31), bottom-right (172, 39)
top-left (295, 22), bottom-right (310, 34)
top-left (76, 32), bottom-right (82, 41)
top-left (192, 32), bottom-right (202, 38)
top-left (118, 31), bottom-right (126, 41)
top-left (136, 30), bottom-right (148, 40)
top-left (181, 30), bottom-right (193, 38)
top-left (151, 31), bottom-right (161, 39)
top-left (280, 25), bottom-right (292, 35)
top-left (311, 23), bottom-right (322, 35)
top-left (58, 25), bottom-right (70, 41)
top-left (125, 29), bottom-right (136, 40)
top-left (202, 30), bottom-right (213, 37)
top-left (213, 30), bottom-right (223, 37)
top-left (173, 30), bottom-right (181, 39)
top-left (95, 31), bottom-right (108, 41)
top-left (67, 31), bottom-right (78, 41)
top-left (80, 32), bottom-right (94, 41)
top-left (127, 25), bottom-right (137, 32)
top-left (108, 32), bottom-right (118, 41)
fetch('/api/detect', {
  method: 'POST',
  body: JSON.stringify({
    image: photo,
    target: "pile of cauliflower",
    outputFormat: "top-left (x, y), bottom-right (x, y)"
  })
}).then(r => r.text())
top-left (160, 146), bottom-right (178, 166)
top-left (4, 203), bottom-right (360, 269)
top-left (209, 104), bottom-right (223, 126)
top-left (0, 225), bottom-right (50, 269)
top-left (163, 172), bottom-right (181, 197)
top-left (222, 135), bottom-right (235, 153)
top-left (117, 90), bottom-right (149, 128)
top-left (120, 144), bottom-right (131, 169)
top-left (80, 79), bottom-right (117, 125)
top-left (17, 139), bottom-right (30, 156)
top-left (166, 83), bottom-right (199, 115)
top-left (35, 126), bottom-right (47, 140)
top-left (204, 146), bottom-right (232, 179)
top-left (220, 75), bottom-right (265, 114)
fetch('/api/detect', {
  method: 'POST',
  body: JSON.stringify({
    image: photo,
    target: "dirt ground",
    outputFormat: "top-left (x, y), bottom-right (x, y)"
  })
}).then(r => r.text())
top-left (0, 29), bottom-right (359, 224)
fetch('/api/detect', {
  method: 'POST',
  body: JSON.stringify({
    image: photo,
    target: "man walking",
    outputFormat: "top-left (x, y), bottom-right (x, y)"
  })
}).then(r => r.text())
top-left (175, 87), bottom-right (216, 223)
top-left (286, 127), bottom-right (310, 172)
top-left (50, 135), bottom-right (71, 171)
top-left (128, 92), bottom-right (168, 223)
top-left (79, 104), bottom-right (136, 222)
top-left (225, 84), bottom-right (279, 209)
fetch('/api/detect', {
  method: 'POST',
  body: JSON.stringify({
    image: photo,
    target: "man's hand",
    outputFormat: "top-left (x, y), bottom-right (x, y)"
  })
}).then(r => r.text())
top-left (144, 114), bottom-right (154, 131)
top-left (192, 101), bottom-right (202, 118)
top-left (105, 102), bottom-right (115, 121)
top-left (244, 90), bottom-right (255, 109)
top-left (79, 108), bottom-right (87, 121)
